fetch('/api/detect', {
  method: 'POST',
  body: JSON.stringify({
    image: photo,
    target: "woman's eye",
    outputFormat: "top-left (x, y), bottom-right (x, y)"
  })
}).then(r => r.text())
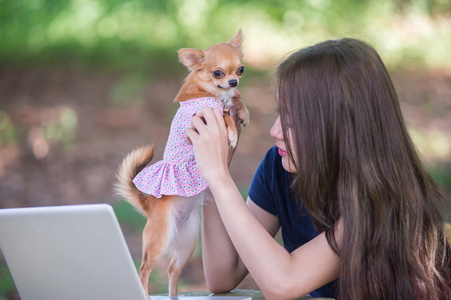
top-left (212, 70), bottom-right (224, 78)
top-left (237, 66), bottom-right (244, 75)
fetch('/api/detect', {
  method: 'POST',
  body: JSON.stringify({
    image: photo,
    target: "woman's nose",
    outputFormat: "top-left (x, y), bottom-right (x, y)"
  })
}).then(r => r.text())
top-left (270, 116), bottom-right (283, 140)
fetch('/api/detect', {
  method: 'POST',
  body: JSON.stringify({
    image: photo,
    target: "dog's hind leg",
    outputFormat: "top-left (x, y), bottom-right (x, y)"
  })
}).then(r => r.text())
top-left (167, 206), bottom-right (200, 296)
top-left (139, 198), bottom-right (172, 295)
top-left (139, 242), bottom-right (159, 295)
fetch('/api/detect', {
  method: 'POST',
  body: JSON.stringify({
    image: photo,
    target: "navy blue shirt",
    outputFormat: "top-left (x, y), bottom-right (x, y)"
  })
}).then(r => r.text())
top-left (248, 146), bottom-right (337, 298)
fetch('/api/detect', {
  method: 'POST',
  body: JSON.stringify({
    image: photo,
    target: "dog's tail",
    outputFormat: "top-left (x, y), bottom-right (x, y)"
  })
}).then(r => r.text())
top-left (115, 145), bottom-right (154, 215)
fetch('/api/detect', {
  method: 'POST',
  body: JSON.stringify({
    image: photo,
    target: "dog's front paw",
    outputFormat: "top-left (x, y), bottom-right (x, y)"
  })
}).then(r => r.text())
top-left (238, 107), bottom-right (250, 127)
top-left (231, 99), bottom-right (250, 127)
top-left (228, 128), bottom-right (238, 149)
top-left (231, 93), bottom-right (249, 127)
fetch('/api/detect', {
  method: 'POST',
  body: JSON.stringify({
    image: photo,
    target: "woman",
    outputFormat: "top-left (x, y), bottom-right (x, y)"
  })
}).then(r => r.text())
top-left (187, 38), bottom-right (451, 299)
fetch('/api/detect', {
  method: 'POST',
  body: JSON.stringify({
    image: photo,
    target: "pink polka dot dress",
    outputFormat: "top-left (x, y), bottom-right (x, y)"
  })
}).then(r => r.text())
top-left (133, 97), bottom-right (224, 198)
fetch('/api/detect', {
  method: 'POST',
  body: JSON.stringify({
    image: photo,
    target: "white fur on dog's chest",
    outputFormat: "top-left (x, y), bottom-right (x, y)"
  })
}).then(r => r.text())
top-left (219, 90), bottom-right (236, 108)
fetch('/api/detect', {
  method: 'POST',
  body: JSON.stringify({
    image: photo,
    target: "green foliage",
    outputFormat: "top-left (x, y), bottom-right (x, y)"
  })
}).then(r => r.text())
top-left (1, 0), bottom-right (451, 72)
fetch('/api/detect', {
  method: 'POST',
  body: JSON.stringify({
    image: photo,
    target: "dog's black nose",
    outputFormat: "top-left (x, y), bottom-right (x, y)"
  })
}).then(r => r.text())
top-left (229, 79), bottom-right (238, 87)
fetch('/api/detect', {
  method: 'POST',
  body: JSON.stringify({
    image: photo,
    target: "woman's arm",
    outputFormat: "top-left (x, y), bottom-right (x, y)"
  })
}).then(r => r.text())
top-left (187, 108), bottom-right (341, 299)
top-left (207, 175), bottom-right (340, 299)
top-left (202, 192), bottom-right (280, 293)
top-left (199, 103), bottom-right (280, 293)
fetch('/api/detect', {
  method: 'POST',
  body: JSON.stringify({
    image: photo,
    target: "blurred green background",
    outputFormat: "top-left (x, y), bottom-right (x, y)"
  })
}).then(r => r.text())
top-left (1, 0), bottom-right (451, 299)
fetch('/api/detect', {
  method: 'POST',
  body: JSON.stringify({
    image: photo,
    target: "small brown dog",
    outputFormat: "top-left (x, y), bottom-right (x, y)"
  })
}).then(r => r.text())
top-left (115, 29), bottom-right (249, 296)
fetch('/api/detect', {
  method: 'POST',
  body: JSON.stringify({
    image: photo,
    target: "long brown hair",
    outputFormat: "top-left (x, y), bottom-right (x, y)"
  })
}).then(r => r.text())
top-left (275, 38), bottom-right (451, 299)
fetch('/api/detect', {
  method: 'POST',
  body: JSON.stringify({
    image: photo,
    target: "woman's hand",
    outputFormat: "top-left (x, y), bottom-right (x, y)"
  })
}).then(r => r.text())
top-left (186, 107), bottom-right (232, 185)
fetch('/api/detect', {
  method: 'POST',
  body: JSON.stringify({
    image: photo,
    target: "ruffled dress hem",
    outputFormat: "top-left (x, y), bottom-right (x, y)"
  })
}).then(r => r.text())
top-left (133, 160), bottom-right (208, 198)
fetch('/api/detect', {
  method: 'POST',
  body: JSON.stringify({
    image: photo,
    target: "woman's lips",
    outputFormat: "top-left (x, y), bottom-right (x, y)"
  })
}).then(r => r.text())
top-left (278, 148), bottom-right (288, 157)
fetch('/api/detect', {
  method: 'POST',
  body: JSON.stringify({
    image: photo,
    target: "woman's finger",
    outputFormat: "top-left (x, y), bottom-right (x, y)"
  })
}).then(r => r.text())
top-left (212, 108), bottom-right (227, 131)
top-left (189, 113), bottom-right (208, 134)
top-left (187, 108), bottom-right (219, 145)
top-left (186, 127), bottom-right (197, 145)
top-left (195, 107), bottom-right (219, 128)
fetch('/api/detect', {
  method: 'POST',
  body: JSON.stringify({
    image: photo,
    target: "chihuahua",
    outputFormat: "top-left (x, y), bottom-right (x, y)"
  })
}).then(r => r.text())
top-left (115, 29), bottom-right (249, 296)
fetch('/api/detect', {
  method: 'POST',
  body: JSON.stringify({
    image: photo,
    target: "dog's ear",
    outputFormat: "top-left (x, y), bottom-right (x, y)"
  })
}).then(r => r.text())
top-left (229, 28), bottom-right (243, 51)
top-left (178, 48), bottom-right (205, 71)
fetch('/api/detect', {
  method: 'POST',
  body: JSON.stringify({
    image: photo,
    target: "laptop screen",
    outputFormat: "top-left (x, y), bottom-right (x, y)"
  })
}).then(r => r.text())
top-left (0, 204), bottom-right (147, 300)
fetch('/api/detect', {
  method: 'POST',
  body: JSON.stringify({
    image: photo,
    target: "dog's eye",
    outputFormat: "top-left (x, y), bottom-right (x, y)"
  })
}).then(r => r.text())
top-left (212, 70), bottom-right (224, 78)
top-left (237, 66), bottom-right (244, 75)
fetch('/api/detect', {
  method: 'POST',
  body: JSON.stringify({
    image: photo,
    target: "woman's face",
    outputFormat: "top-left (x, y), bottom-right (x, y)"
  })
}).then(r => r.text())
top-left (270, 116), bottom-right (297, 173)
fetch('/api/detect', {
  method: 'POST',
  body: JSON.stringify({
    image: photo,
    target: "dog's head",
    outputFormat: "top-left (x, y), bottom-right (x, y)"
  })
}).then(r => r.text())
top-left (178, 29), bottom-right (244, 104)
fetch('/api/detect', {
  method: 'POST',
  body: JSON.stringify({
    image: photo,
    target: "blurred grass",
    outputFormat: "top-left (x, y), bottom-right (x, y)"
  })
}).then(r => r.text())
top-left (113, 199), bottom-right (146, 231)
top-left (0, 262), bottom-right (15, 300)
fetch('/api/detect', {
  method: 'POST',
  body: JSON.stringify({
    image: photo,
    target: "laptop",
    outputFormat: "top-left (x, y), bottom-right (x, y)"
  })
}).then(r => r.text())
top-left (0, 204), bottom-right (251, 300)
